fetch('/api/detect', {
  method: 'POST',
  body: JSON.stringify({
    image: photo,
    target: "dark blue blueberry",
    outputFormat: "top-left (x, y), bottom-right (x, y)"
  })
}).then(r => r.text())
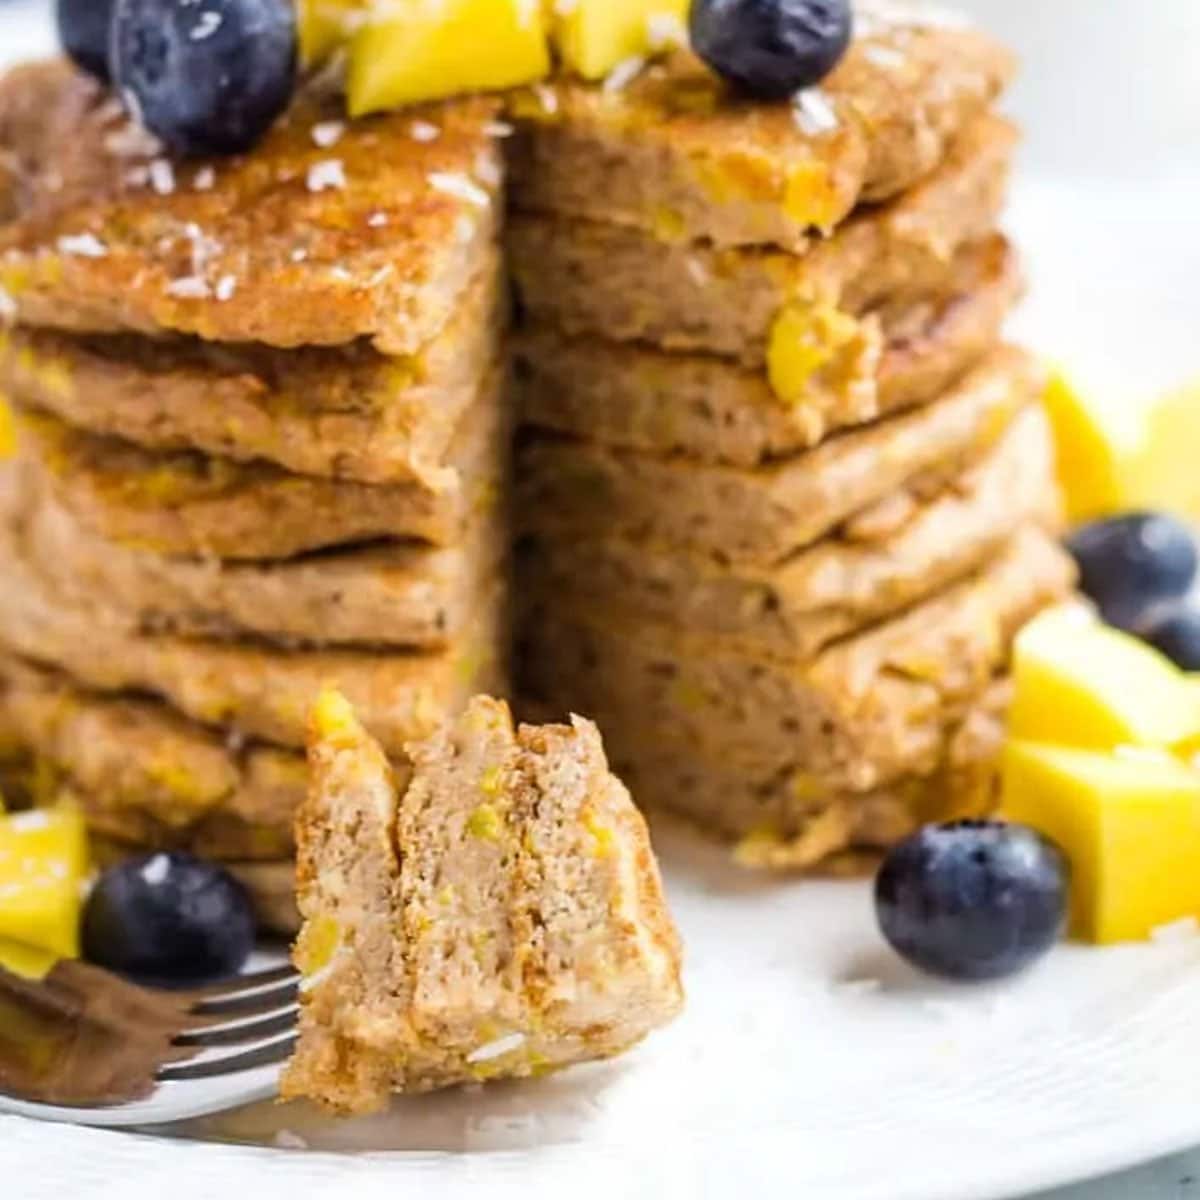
top-left (875, 821), bottom-right (1069, 983)
top-left (1066, 512), bottom-right (1198, 633)
top-left (689, 0), bottom-right (853, 100)
top-left (110, 0), bottom-right (296, 157)
top-left (1138, 602), bottom-right (1200, 670)
top-left (57, 0), bottom-right (116, 81)
top-left (82, 852), bottom-right (256, 987)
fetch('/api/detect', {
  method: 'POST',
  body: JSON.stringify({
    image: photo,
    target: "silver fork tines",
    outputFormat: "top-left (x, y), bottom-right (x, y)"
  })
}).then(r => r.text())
top-left (0, 956), bottom-right (300, 1128)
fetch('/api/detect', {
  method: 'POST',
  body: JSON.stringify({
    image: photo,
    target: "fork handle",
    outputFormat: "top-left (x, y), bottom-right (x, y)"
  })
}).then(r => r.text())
top-left (0, 960), bottom-right (187, 1106)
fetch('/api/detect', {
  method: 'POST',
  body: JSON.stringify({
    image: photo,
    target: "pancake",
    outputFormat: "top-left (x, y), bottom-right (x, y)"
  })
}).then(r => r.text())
top-left (507, 18), bottom-right (1014, 248)
top-left (519, 403), bottom-right (1061, 659)
top-left (518, 347), bottom-right (1037, 567)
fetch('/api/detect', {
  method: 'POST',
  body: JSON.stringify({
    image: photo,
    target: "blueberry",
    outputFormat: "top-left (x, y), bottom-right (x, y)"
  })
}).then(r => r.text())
top-left (57, 0), bottom-right (116, 81)
top-left (1137, 602), bottom-right (1200, 670)
top-left (1066, 512), bottom-right (1198, 633)
top-left (690, 0), bottom-right (853, 100)
top-left (111, 0), bottom-right (296, 157)
top-left (875, 821), bottom-right (1069, 983)
top-left (82, 852), bottom-right (256, 987)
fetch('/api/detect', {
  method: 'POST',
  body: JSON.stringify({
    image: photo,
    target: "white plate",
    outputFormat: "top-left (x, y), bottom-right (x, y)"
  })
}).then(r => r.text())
top-left (7, 816), bottom-right (1200, 1200)
top-left (3, 5), bottom-right (1200, 1199)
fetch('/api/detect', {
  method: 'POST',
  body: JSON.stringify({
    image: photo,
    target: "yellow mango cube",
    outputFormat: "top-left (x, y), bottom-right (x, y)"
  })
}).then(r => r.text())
top-left (0, 807), bottom-right (89, 963)
top-left (298, 0), bottom-right (367, 65)
top-left (1041, 369), bottom-right (1137, 524)
top-left (554, 0), bottom-right (689, 81)
top-left (0, 392), bottom-right (15, 460)
top-left (348, 0), bottom-right (551, 117)
top-left (1043, 369), bottom-right (1200, 525)
top-left (1126, 379), bottom-right (1200, 522)
top-left (297, 0), bottom-right (365, 64)
top-left (766, 303), bottom-right (862, 408)
top-left (1002, 741), bottom-right (1200, 943)
top-left (1009, 610), bottom-right (1200, 751)
top-left (0, 937), bottom-right (58, 981)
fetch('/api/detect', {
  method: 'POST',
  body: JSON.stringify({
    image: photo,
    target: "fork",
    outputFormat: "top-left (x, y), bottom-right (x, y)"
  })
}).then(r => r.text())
top-left (0, 953), bottom-right (299, 1127)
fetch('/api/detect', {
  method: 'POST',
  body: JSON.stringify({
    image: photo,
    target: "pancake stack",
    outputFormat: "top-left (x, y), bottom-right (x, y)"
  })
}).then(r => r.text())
top-left (510, 14), bottom-right (1076, 869)
top-left (0, 62), bottom-right (510, 925)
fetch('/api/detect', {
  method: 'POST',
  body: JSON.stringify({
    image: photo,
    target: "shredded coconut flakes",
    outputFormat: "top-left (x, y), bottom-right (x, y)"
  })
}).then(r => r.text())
top-left (862, 42), bottom-right (908, 69)
top-left (165, 275), bottom-right (211, 299)
top-left (793, 88), bottom-right (839, 136)
top-left (307, 159), bottom-right (346, 192)
top-left (141, 854), bottom-right (171, 885)
top-left (149, 158), bottom-right (176, 196)
top-left (57, 233), bottom-right (108, 258)
top-left (467, 1032), bottom-right (527, 1064)
top-left (410, 119), bottom-right (441, 142)
top-left (603, 56), bottom-right (647, 93)
top-left (189, 9), bottom-right (223, 39)
top-left (299, 961), bottom-right (337, 993)
top-left (428, 172), bottom-right (491, 207)
top-left (311, 120), bottom-right (346, 148)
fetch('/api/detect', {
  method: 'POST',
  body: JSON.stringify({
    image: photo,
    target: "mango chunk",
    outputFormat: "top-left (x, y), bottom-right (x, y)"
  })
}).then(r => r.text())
top-left (348, 0), bottom-right (551, 117)
top-left (1041, 369), bottom-right (1136, 524)
top-left (1002, 741), bottom-right (1200, 943)
top-left (1009, 610), bottom-right (1200, 751)
top-left (0, 937), bottom-right (57, 981)
top-left (310, 686), bottom-right (359, 745)
top-left (554, 0), bottom-right (689, 81)
top-left (0, 392), bottom-right (15, 460)
top-left (1043, 369), bottom-right (1200, 525)
top-left (0, 807), bottom-right (89, 966)
top-left (766, 303), bottom-right (862, 408)
top-left (1127, 379), bottom-right (1200, 522)
top-left (298, 0), bottom-right (367, 65)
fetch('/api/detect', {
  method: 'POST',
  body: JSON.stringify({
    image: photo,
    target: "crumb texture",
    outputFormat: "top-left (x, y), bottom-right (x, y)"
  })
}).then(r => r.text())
top-left (283, 694), bottom-right (684, 1115)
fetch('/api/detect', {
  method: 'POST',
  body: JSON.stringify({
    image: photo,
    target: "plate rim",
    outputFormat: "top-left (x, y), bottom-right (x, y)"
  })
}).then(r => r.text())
top-left (4, 1096), bottom-right (1200, 1200)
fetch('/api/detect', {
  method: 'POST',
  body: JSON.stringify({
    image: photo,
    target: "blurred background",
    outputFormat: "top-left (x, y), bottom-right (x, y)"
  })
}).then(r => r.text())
top-left (952, 0), bottom-right (1200, 403)
top-left (959, 0), bottom-right (1200, 180)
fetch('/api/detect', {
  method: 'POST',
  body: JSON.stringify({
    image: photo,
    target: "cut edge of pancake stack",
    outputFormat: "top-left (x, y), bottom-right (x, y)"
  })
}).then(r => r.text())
top-left (0, 5), bottom-right (1081, 913)
top-left (0, 62), bottom-right (511, 929)
top-left (509, 14), bottom-right (1076, 871)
